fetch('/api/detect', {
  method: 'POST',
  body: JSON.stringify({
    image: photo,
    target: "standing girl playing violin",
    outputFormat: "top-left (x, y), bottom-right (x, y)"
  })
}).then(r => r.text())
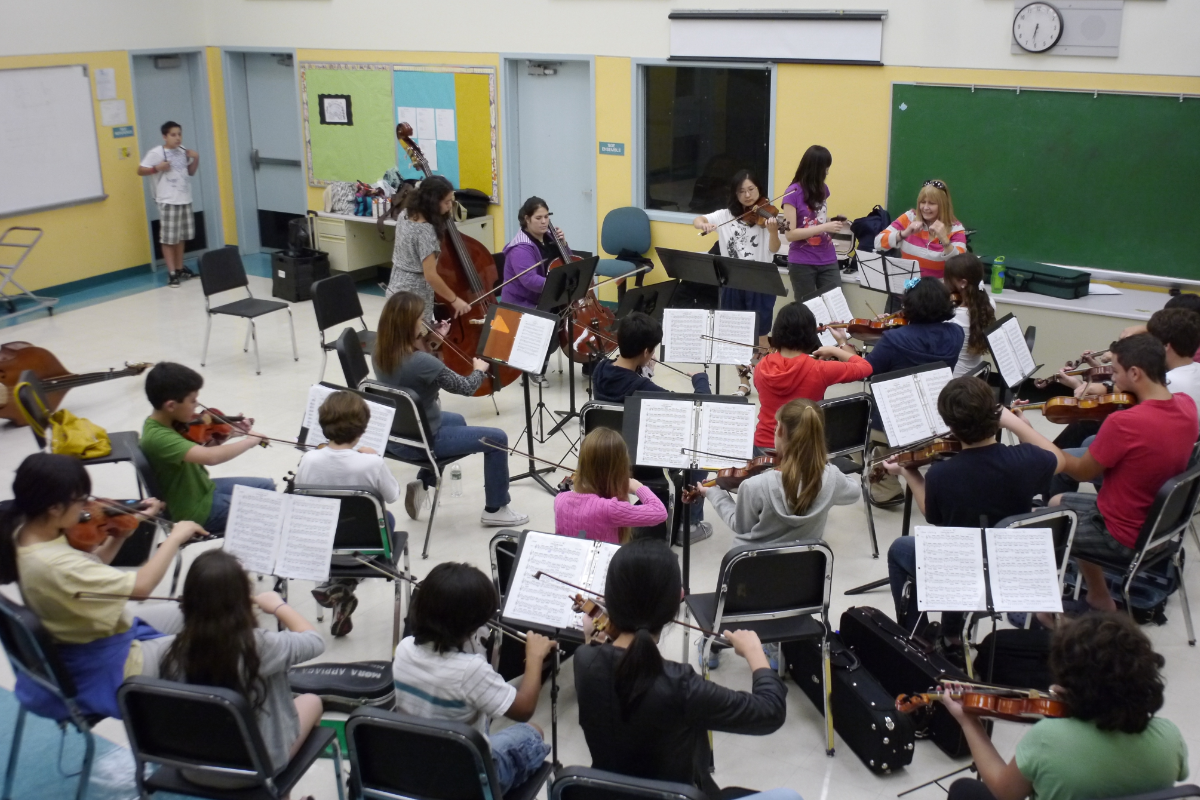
top-left (692, 170), bottom-right (782, 379)
top-left (385, 175), bottom-right (469, 324)
top-left (944, 253), bottom-right (997, 377)
top-left (781, 145), bottom-right (850, 299)
top-left (691, 399), bottom-right (859, 547)
top-left (938, 613), bottom-right (1186, 800)
top-left (0, 453), bottom-right (205, 719)
top-left (554, 428), bottom-right (667, 544)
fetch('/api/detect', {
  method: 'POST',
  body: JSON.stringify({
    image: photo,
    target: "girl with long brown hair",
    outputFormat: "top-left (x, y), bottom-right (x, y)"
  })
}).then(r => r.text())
top-left (943, 253), bottom-right (997, 377)
top-left (374, 290), bottom-right (529, 528)
top-left (554, 428), bottom-right (667, 544)
top-left (875, 179), bottom-right (967, 279)
top-left (691, 399), bottom-right (859, 546)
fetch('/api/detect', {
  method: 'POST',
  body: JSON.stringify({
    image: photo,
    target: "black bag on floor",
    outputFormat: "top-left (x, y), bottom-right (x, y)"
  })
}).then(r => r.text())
top-left (782, 634), bottom-right (915, 774)
top-left (288, 660), bottom-right (394, 712)
top-left (973, 628), bottom-right (1053, 691)
top-left (839, 607), bottom-right (989, 758)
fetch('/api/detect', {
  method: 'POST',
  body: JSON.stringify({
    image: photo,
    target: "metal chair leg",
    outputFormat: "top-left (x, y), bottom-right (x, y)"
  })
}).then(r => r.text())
top-left (287, 309), bottom-right (298, 362)
top-left (318, 347), bottom-right (328, 383)
top-left (251, 320), bottom-right (261, 375)
top-left (243, 319), bottom-right (252, 352)
top-left (1176, 550), bottom-right (1196, 646)
top-left (331, 738), bottom-right (347, 800)
top-left (422, 480), bottom-right (442, 559)
top-left (74, 727), bottom-right (94, 800)
top-left (200, 314), bottom-right (213, 367)
top-left (821, 635), bottom-right (835, 756)
top-left (3, 706), bottom-right (26, 800)
top-left (859, 471), bottom-right (880, 558)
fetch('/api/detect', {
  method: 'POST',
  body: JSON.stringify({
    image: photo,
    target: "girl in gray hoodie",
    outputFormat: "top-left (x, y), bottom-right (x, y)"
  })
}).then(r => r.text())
top-left (692, 398), bottom-right (860, 546)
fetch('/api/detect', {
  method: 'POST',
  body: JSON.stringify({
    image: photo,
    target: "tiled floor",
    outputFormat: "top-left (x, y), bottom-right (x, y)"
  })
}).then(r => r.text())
top-left (0, 273), bottom-right (1196, 800)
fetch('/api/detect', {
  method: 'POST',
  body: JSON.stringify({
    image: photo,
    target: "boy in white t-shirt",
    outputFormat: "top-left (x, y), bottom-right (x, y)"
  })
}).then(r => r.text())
top-left (137, 121), bottom-right (199, 288)
top-left (294, 390), bottom-right (400, 636)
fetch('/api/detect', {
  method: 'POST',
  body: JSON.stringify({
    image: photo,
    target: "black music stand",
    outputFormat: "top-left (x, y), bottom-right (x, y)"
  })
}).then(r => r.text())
top-left (857, 250), bottom-right (920, 314)
top-left (615, 280), bottom-right (678, 323)
top-left (537, 256), bottom-right (599, 442)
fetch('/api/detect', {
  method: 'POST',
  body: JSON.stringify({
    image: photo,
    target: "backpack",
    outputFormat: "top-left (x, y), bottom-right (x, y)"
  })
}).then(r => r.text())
top-left (1063, 558), bottom-right (1179, 626)
top-left (850, 205), bottom-right (892, 253)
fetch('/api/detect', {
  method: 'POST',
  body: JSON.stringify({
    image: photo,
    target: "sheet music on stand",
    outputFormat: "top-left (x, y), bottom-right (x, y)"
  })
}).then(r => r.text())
top-left (801, 286), bottom-right (855, 347)
top-left (501, 530), bottom-right (620, 635)
top-left (300, 382), bottom-right (396, 455)
top-left (477, 302), bottom-right (559, 375)
top-left (661, 308), bottom-right (757, 365)
top-left (223, 486), bottom-right (340, 582)
top-left (986, 313), bottom-right (1039, 389)
top-left (914, 525), bottom-right (1062, 613)
top-left (856, 250), bottom-right (920, 296)
top-left (621, 392), bottom-right (755, 470)
top-left (870, 363), bottom-right (954, 448)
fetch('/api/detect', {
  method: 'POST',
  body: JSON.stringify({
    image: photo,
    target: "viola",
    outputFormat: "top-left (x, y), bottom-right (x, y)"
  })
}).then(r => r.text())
top-left (818, 313), bottom-right (906, 339)
top-left (176, 407), bottom-right (254, 446)
top-left (573, 593), bottom-right (613, 643)
top-left (67, 499), bottom-right (142, 551)
top-left (896, 687), bottom-right (1067, 724)
top-left (546, 221), bottom-right (617, 364)
top-left (0, 342), bottom-right (150, 426)
top-left (1017, 393), bottom-right (1135, 425)
top-left (682, 453), bottom-right (777, 503)
top-left (868, 438), bottom-right (961, 483)
top-left (396, 124), bottom-right (520, 397)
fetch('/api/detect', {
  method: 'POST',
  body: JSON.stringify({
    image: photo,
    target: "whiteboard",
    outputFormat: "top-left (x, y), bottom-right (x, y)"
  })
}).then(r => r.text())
top-left (669, 15), bottom-right (884, 64)
top-left (0, 65), bottom-right (106, 218)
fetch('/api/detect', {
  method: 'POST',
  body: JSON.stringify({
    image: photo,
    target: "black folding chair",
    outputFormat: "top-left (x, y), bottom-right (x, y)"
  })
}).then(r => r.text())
top-left (13, 369), bottom-right (141, 470)
top-left (335, 326), bottom-right (371, 388)
top-left (684, 540), bottom-right (835, 754)
top-left (551, 766), bottom-right (707, 800)
top-left (119, 676), bottom-right (343, 800)
top-left (199, 246), bottom-right (298, 375)
top-left (0, 595), bottom-right (100, 800)
top-left (346, 707), bottom-right (552, 800)
top-left (288, 484), bottom-right (412, 650)
top-left (313, 274), bottom-right (375, 382)
top-left (819, 392), bottom-right (880, 556)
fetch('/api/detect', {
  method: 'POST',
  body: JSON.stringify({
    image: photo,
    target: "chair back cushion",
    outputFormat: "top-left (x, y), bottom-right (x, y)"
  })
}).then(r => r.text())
top-left (601, 208), bottom-right (651, 257)
top-left (199, 246), bottom-right (250, 296)
top-left (490, 532), bottom-right (519, 601)
top-left (348, 709), bottom-right (495, 800)
top-left (582, 402), bottom-right (624, 436)
top-left (313, 274), bottom-right (365, 332)
top-left (130, 444), bottom-right (166, 504)
top-left (1136, 464), bottom-right (1200, 553)
top-left (719, 544), bottom-right (829, 617)
top-left (820, 394), bottom-right (871, 457)
top-left (293, 487), bottom-right (387, 553)
top-left (0, 594), bottom-right (76, 698)
top-left (335, 326), bottom-right (371, 388)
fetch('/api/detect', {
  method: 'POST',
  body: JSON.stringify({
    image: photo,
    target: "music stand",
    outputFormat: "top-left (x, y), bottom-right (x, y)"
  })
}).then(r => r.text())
top-left (715, 255), bottom-right (788, 297)
top-left (536, 256), bottom-right (599, 442)
top-left (615, 280), bottom-right (678, 323)
top-left (857, 250), bottom-right (920, 309)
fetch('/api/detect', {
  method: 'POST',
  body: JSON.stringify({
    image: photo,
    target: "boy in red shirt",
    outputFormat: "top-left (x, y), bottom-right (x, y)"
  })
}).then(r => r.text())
top-left (752, 302), bottom-right (872, 452)
top-left (1011, 334), bottom-right (1198, 611)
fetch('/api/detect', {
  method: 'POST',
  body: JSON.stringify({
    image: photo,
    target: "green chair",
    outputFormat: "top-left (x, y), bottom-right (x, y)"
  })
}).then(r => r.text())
top-left (596, 207), bottom-right (652, 300)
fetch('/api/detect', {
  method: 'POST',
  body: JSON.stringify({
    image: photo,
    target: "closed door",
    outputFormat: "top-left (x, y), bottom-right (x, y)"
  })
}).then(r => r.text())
top-left (245, 53), bottom-right (305, 218)
top-left (132, 54), bottom-right (207, 258)
top-left (511, 60), bottom-right (596, 253)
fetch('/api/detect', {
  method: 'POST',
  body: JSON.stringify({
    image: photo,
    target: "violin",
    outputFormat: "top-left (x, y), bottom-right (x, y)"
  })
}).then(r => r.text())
top-left (546, 221), bottom-right (617, 364)
top-left (682, 453), bottom-right (777, 503)
top-left (67, 499), bottom-right (143, 551)
top-left (819, 313), bottom-right (907, 339)
top-left (1034, 363), bottom-right (1114, 390)
top-left (868, 438), bottom-right (961, 483)
top-left (1016, 393), bottom-right (1135, 425)
top-left (896, 686), bottom-right (1067, 724)
top-left (573, 594), bottom-right (613, 643)
top-left (176, 407), bottom-right (256, 446)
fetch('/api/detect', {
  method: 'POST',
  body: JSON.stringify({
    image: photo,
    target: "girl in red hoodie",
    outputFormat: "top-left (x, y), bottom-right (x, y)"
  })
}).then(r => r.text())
top-left (752, 302), bottom-right (872, 451)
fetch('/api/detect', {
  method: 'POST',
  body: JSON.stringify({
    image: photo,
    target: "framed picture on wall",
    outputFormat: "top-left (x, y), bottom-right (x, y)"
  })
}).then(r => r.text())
top-left (318, 94), bottom-right (353, 125)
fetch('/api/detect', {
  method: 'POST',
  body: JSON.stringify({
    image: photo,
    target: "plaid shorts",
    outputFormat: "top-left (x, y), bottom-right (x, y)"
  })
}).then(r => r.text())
top-left (158, 202), bottom-right (195, 245)
top-left (1057, 492), bottom-right (1136, 564)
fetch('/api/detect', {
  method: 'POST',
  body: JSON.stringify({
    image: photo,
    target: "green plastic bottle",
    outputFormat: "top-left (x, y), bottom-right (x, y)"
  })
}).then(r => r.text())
top-left (991, 256), bottom-right (1006, 294)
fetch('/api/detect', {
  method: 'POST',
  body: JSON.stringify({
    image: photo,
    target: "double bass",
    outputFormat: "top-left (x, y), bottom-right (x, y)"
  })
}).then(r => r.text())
top-left (0, 342), bottom-right (151, 426)
top-left (395, 124), bottom-right (520, 397)
top-left (545, 222), bottom-right (617, 363)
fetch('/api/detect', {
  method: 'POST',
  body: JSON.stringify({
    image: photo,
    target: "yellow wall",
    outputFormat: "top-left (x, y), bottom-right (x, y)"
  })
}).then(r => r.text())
top-left (206, 47), bottom-right (237, 247)
top-left (0, 51), bottom-right (151, 291)
top-left (593, 57), bottom-right (633, 304)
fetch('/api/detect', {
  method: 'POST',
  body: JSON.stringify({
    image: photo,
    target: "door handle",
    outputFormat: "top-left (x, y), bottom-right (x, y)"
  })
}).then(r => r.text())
top-left (251, 149), bottom-right (301, 169)
top-left (582, 189), bottom-right (593, 201)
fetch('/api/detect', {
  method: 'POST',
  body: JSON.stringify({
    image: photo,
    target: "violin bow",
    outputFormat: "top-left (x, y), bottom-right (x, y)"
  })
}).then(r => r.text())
top-left (466, 259), bottom-right (549, 308)
top-left (697, 191), bottom-right (791, 237)
top-left (559, 319), bottom-right (693, 379)
top-left (698, 334), bottom-right (769, 353)
top-left (478, 438), bottom-right (576, 473)
top-left (75, 591), bottom-right (179, 602)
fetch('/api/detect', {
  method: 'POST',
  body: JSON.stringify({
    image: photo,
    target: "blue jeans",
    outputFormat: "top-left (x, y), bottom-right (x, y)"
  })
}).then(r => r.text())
top-left (204, 477), bottom-right (277, 533)
top-left (489, 722), bottom-right (549, 793)
top-left (888, 536), bottom-right (964, 636)
top-left (386, 412), bottom-right (511, 510)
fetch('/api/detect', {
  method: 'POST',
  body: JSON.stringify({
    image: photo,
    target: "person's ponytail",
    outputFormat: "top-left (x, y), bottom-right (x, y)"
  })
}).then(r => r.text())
top-left (614, 627), bottom-right (665, 720)
top-left (944, 254), bottom-right (995, 355)
top-left (0, 453), bottom-right (92, 585)
top-left (777, 400), bottom-right (828, 514)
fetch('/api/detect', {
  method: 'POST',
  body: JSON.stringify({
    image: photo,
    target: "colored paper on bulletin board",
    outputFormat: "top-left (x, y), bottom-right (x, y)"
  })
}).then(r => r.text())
top-left (393, 65), bottom-right (498, 202)
top-left (301, 64), bottom-right (395, 186)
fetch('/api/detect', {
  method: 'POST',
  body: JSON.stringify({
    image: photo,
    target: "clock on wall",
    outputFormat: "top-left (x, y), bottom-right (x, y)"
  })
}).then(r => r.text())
top-left (1013, 2), bottom-right (1064, 53)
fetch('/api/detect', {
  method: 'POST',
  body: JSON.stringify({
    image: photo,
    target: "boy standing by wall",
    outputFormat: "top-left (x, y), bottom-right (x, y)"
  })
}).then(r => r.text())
top-left (137, 121), bottom-right (199, 288)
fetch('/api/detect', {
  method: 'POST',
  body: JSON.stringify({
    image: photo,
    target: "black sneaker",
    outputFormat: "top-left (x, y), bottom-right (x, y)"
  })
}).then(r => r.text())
top-left (179, 265), bottom-right (198, 279)
top-left (168, 273), bottom-right (181, 288)
top-left (330, 591), bottom-right (359, 637)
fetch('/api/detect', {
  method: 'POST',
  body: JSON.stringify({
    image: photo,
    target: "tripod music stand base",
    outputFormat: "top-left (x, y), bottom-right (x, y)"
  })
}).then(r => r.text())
top-left (845, 487), bottom-right (914, 596)
top-left (510, 465), bottom-right (558, 494)
top-left (844, 576), bottom-right (890, 596)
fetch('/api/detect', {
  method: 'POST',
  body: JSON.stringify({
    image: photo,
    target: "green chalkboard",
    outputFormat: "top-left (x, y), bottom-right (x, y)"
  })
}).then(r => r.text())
top-left (301, 65), bottom-right (395, 186)
top-left (886, 84), bottom-right (1200, 280)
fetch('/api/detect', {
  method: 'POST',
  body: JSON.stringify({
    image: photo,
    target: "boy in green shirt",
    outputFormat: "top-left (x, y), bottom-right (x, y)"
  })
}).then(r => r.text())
top-left (141, 362), bottom-right (274, 532)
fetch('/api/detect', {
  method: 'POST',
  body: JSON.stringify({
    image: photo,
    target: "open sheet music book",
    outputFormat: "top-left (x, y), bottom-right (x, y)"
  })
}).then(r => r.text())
top-left (856, 250), bottom-right (920, 296)
top-left (914, 526), bottom-right (1062, 613)
top-left (871, 364), bottom-right (953, 448)
top-left (660, 308), bottom-right (757, 365)
top-left (986, 313), bottom-right (1038, 388)
top-left (501, 531), bottom-right (620, 633)
top-left (626, 394), bottom-right (756, 470)
top-left (301, 383), bottom-right (395, 455)
top-left (802, 286), bottom-right (855, 347)
top-left (223, 486), bottom-right (340, 582)
top-left (477, 303), bottom-right (559, 375)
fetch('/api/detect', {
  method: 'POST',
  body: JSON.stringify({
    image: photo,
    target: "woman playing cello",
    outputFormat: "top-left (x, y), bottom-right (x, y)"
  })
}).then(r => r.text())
top-left (500, 196), bottom-right (568, 309)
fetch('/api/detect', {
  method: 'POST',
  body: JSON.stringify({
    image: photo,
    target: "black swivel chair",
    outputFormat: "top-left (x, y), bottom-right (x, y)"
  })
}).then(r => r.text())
top-left (313, 273), bottom-right (376, 382)
top-left (199, 246), bottom-right (298, 375)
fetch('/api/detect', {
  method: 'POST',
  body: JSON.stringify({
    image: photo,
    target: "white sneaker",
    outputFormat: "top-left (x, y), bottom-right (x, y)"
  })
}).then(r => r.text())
top-left (404, 480), bottom-right (426, 520)
top-left (481, 505), bottom-right (530, 527)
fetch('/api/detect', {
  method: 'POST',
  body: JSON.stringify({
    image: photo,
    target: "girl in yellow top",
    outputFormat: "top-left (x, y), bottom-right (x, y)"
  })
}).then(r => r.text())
top-left (0, 453), bottom-right (204, 718)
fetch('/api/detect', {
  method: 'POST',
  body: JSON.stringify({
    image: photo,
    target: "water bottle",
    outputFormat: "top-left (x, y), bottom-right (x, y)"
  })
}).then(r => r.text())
top-left (991, 256), bottom-right (1006, 294)
top-left (449, 464), bottom-right (463, 497)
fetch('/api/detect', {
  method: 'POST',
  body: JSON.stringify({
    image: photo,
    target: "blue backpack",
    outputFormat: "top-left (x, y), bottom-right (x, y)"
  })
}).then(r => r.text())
top-left (850, 205), bottom-right (892, 253)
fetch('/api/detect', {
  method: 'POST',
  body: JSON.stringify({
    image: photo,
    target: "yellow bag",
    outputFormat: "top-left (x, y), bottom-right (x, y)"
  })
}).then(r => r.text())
top-left (48, 409), bottom-right (112, 458)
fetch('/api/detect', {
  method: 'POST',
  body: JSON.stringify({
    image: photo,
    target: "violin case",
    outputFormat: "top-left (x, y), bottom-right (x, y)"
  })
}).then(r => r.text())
top-left (838, 607), bottom-right (990, 758)
top-left (287, 660), bottom-right (394, 713)
top-left (983, 256), bottom-right (1090, 300)
top-left (973, 628), bottom-right (1053, 691)
top-left (782, 633), bottom-right (915, 774)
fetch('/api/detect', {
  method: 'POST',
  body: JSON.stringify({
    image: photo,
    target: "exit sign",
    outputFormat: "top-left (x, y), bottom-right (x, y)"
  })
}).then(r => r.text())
top-left (599, 141), bottom-right (625, 156)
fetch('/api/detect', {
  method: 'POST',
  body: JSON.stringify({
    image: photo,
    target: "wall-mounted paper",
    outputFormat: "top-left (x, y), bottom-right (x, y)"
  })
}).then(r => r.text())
top-left (417, 139), bottom-right (438, 170)
top-left (99, 99), bottom-right (127, 126)
top-left (94, 68), bottom-right (116, 100)
top-left (415, 107), bottom-right (436, 140)
top-left (435, 108), bottom-right (456, 141)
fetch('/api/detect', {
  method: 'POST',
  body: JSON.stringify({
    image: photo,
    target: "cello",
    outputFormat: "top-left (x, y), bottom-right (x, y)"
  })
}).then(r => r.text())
top-left (0, 342), bottom-right (151, 426)
top-left (395, 124), bottom-right (520, 397)
top-left (546, 222), bottom-right (617, 363)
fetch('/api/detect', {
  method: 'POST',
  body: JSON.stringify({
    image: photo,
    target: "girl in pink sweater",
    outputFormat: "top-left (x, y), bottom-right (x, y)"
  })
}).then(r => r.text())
top-left (554, 429), bottom-right (667, 544)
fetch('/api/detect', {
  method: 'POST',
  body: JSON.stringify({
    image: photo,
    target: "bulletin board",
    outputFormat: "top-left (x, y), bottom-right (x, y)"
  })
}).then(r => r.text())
top-left (300, 63), bottom-right (396, 186)
top-left (393, 65), bottom-right (499, 202)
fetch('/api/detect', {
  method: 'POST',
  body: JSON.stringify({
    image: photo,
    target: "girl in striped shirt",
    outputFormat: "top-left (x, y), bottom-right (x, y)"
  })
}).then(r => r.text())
top-left (875, 179), bottom-right (967, 279)
top-left (554, 428), bottom-right (667, 544)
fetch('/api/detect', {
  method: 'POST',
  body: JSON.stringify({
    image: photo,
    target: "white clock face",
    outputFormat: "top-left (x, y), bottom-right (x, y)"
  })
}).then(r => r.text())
top-left (1013, 2), bottom-right (1063, 53)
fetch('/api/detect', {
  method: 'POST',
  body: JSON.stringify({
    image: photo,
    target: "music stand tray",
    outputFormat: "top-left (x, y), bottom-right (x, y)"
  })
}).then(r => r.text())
top-left (656, 247), bottom-right (722, 288)
top-left (715, 255), bottom-right (787, 297)
top-left (537, 255), bottom-right (599, 312)
top-left (616, 280), bottom-right (678, 321)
